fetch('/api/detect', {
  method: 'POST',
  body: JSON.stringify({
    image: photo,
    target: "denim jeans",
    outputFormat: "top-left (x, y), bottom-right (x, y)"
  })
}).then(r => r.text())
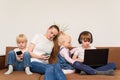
top-left (73, 61), bottom-right (116, 75)
top-left (7, 50), bottom-right (31, 71)
top-left (95, 62), bottom-right (116, 71)
top-left (30, 61), bottom-right (66, 80)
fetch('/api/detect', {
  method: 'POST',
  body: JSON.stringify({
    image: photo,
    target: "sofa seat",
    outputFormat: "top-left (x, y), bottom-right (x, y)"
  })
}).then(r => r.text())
top-left (0, 69), bottom-right (41, 80)
top-left (0, 46), bottom-right (120, 80)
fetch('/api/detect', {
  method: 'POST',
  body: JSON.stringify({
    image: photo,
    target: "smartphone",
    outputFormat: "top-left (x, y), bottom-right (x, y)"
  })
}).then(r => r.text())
top-left (16, 51), bottom-right (22, 55)
top-left (45, 53), bottom-right (50, 56)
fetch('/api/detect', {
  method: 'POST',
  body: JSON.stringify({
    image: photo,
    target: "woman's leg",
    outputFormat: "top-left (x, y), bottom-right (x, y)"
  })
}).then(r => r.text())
top-left (53, 63), bottom-right (66, 80)
top-left (30, 61), bottom-right (46, 74)
top-left (45, 63), bottom-right (66, 80)
top-left (44, 64), bottom-right (56, 80)
top-left (31, 62), bottom-right (56, 80)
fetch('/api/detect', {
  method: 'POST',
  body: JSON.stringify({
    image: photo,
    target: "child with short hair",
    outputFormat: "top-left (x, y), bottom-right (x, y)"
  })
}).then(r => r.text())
top-left (57, 31), bottom-right (116, 75)
top-left (72, 31), bottom-right (116, 75)
top-left (4, 34), bottom-right (33, 75)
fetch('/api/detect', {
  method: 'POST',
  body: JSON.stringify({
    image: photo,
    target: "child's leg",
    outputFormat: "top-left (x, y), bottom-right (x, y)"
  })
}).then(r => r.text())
top-left (4, 51), bottom-right (15, 75)
top-left (23, 52), bottom-right (33, 75)
top-left (4, 65), bottom-right (13, 75)
top-left (94, 62), bottom-right (116, 76)
top-left (95, 62), bottom-right (116, 71)
top-left (73, 61), bottom-right (96, 74)
top-left (25, 67), bottom-right (33, 75)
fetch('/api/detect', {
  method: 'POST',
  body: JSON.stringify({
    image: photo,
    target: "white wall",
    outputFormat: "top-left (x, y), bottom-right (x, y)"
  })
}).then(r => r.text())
top-left (0, 0), bottom-right (120, 55)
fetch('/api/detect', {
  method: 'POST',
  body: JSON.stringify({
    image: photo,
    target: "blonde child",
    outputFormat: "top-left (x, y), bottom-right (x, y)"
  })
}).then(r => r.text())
top-left (57, 32), bottom-right (76, 74)
top-left (4, 34), bottom-right (33, 75)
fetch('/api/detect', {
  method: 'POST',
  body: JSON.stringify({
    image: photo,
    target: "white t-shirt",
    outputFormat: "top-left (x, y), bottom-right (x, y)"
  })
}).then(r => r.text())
top-left (14, 48), bottom-right (28, 55)
top-left (14, 48), bottom-right (28, 61)
top-left (74, 45), bottom-right (96, 60)
top-left (30, 34), bottom-right (54, 64)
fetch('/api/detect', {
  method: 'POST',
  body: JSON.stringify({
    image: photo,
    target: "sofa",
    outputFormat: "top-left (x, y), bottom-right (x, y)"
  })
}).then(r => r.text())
top-left (0, 46), bottom-right (120, 80)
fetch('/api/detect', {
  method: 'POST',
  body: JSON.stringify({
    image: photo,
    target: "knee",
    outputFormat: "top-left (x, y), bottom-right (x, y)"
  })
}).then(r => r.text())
top-left (73, 61), bottom-right (81, 67)
top-left (46, 65), bottom-right (54, 71)
top-left (108, 62), bottom-right (117, 69)
top-left (8, 51), bottom-right (15, 57)
top-left (24, 52), bottom-right (31, 57)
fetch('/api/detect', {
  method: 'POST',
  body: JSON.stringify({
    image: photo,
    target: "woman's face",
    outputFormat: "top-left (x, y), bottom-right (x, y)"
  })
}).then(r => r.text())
top-left (46, 27), bottom-right (59, 41)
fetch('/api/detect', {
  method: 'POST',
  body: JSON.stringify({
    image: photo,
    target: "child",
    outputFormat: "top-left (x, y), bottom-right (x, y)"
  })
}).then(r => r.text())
top-left (72, 31), bottom-right (116, 75)
top-left (57, 32), bottom-right (76, 74)
top-left (57, 31), bottom-right (116, 75)
top-left (4, 34), bottom-right (33, 75)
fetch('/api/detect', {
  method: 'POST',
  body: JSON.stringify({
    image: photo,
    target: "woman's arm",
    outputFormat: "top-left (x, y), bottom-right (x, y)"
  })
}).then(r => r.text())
top-left (28, 43), bottom-right (49, 60)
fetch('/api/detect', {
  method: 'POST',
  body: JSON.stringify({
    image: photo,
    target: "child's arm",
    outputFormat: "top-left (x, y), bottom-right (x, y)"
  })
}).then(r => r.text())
top-left (70, 47), bottom-right (78, 54)
top-left (60, 48), bottom-right (75, 64)
top-left (72, 53), bottom-right (84, 62)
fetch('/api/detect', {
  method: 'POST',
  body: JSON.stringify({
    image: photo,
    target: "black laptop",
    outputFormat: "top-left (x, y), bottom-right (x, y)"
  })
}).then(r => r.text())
top-left (83, 49), bottom-right (109, 68)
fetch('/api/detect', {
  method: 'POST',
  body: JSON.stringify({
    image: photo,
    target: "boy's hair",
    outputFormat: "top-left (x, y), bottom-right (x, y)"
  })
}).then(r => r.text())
top-left (58, 31), bottom-right (71, 46)
top-left (78, 31), bottom-right (93, 44)
top-left (16, 34), bottom-right (28, 43)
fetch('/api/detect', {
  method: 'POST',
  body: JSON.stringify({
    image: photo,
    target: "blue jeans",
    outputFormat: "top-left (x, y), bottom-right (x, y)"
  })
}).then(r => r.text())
top-left (7, 50), bottom-right (31, 71)
top-left (30, 61), bottom-right (66, 80)
top-left (73, 61), bottom-right (116, 75)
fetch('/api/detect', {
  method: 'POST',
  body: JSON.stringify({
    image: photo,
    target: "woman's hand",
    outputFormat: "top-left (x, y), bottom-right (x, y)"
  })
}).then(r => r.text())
top-left (39, 54), bottom-right (50, 60)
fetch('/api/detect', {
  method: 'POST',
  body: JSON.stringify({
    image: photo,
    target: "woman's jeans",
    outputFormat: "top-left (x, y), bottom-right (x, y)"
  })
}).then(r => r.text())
top-left (30, 61), bottom-right (66, 80)
top-left (73, 61), bottom-right (116, 74)
top-left (6, 51), bottom-right (31, 71)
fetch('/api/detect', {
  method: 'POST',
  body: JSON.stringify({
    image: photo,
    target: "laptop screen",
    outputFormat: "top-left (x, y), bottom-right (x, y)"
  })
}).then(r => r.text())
top-left (83, 49), bottom-right (109, 68)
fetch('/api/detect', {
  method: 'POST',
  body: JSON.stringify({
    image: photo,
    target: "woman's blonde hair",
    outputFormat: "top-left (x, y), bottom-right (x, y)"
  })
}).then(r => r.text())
top-left (16, 34), bottom-right (28, 43)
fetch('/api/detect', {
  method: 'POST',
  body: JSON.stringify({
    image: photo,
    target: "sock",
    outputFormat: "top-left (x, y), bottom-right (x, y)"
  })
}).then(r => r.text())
top-left (4, 65), bottom-right (13, 75)
top-left (96, 69), bottom-right (114, 76)
top-left (25, 67), bottom-right (33, 75)
top-left (80, 71), bottom-right (87, 75)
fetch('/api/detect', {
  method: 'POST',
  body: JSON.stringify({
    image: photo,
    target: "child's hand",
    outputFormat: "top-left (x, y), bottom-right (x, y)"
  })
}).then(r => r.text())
top-left (70, 47), bottom-right (78, 54)
top-left (16, 54), bottom-right (23, 61)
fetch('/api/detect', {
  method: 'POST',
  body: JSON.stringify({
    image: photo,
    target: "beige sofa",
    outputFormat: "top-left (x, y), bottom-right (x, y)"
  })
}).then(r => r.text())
top-left (0, 46), bottom-right (120, 80)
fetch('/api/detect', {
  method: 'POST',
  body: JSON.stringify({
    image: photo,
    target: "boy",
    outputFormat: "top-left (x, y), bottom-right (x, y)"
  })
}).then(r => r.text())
top-left (72, 31), bottom-right (116, 75)
top-left (4, 34), bottom-right (33, 75)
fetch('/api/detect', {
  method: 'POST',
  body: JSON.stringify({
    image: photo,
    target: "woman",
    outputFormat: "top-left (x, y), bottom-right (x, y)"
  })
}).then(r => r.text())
top-left (28, 25), bottom-right (66, 80)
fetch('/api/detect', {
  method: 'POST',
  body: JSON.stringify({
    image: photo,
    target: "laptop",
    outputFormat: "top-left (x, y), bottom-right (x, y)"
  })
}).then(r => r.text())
top-left (83, 48), bottom-right (109, 68)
